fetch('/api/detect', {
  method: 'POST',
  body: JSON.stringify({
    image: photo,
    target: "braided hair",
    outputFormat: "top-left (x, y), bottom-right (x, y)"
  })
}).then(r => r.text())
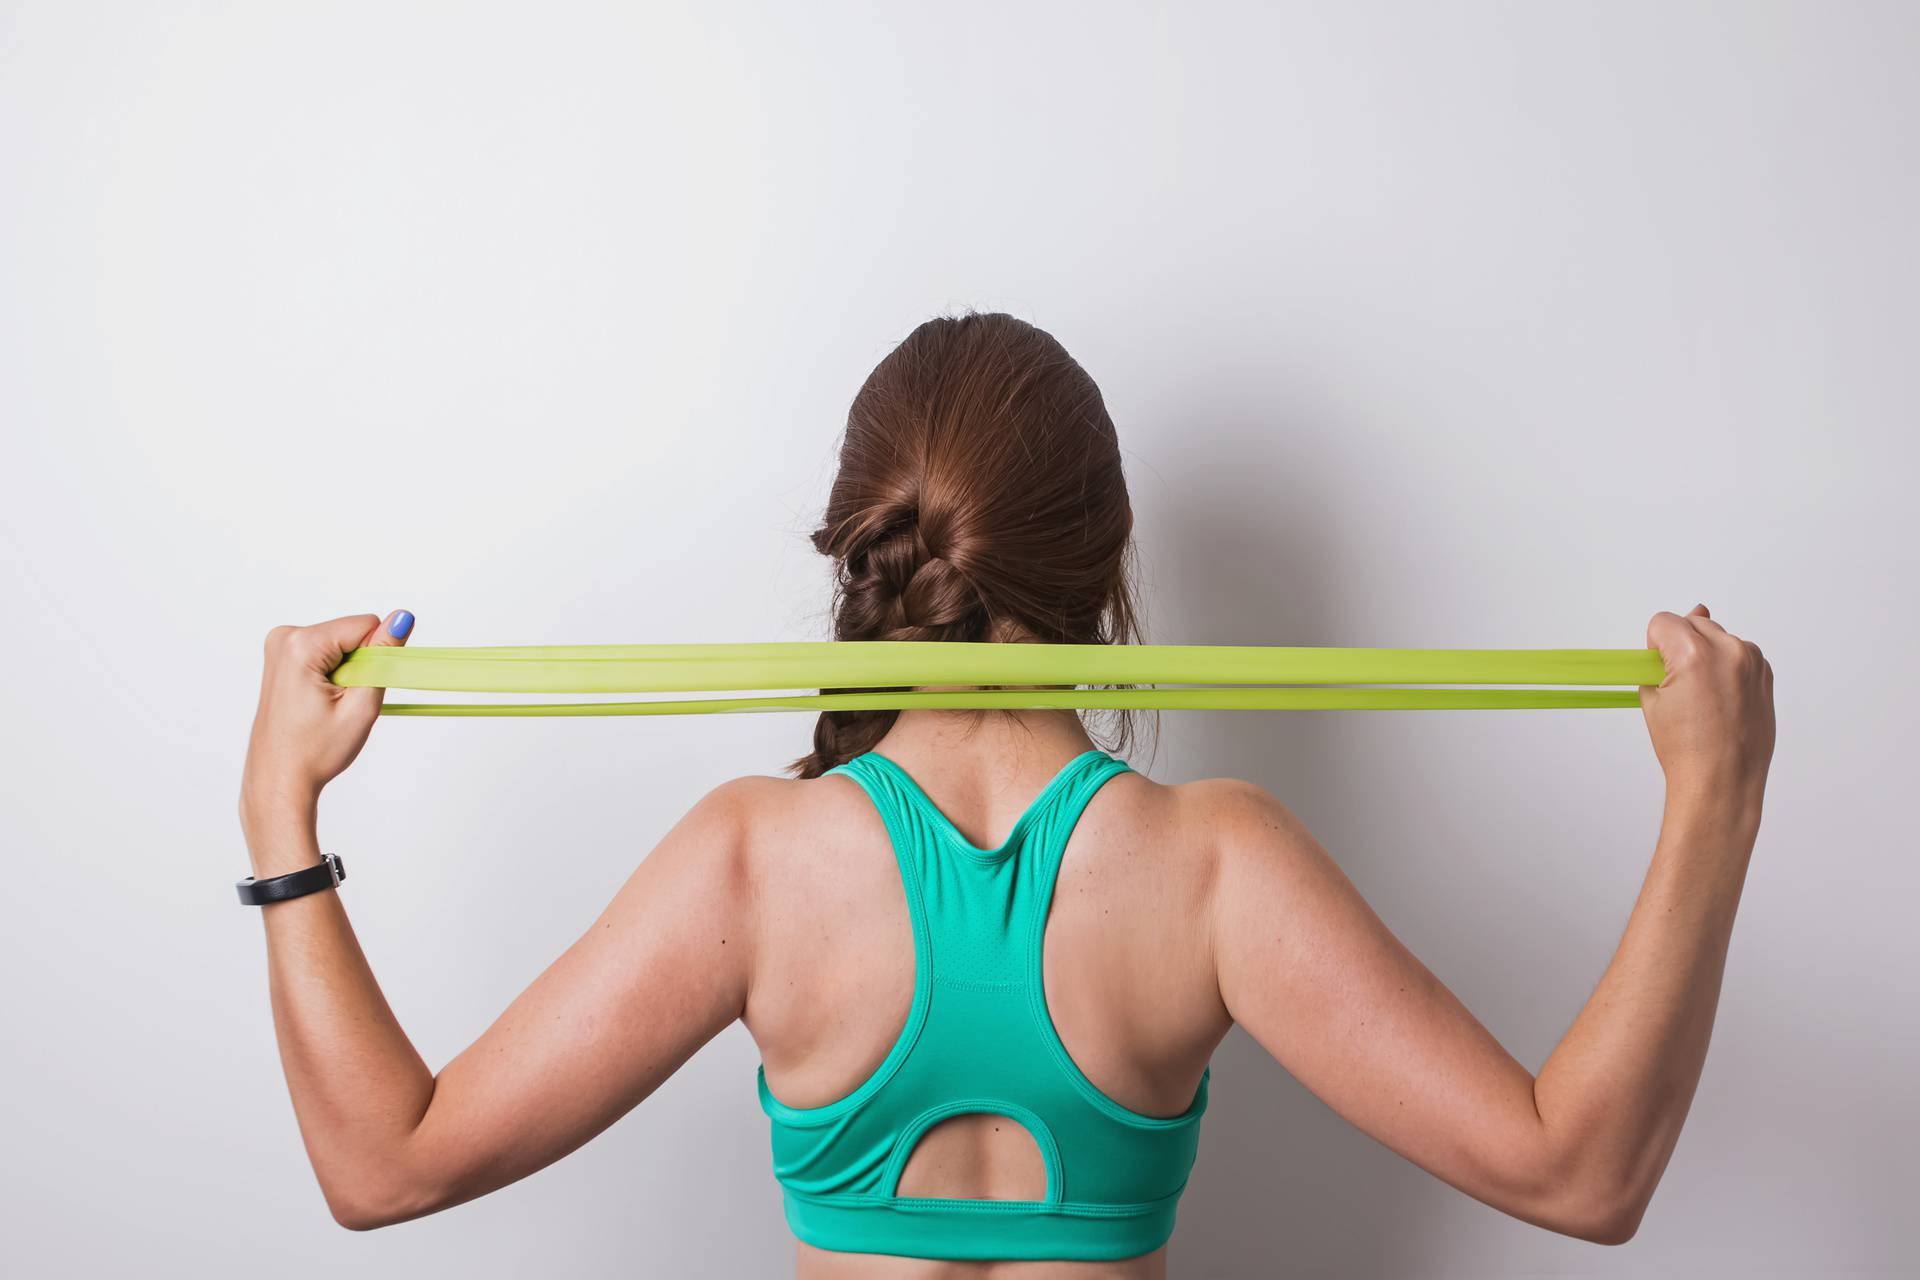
top-left (789, 312), bottom-right (1146, 778)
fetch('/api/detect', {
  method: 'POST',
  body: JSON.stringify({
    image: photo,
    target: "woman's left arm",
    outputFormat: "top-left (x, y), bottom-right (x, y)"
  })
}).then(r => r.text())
top-left (240, 612), bottom-right (754, 1230)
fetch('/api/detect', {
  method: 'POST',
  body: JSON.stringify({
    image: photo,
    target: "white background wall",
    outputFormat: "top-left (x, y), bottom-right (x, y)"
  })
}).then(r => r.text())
top-left (2, 2), bottom-right (1914, 1276)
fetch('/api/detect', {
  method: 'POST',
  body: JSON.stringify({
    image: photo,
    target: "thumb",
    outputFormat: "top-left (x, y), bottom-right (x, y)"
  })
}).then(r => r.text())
top-left (365, 608), bottom-right (415, 650)
top-left (341, 609), bottom-right (415, 717)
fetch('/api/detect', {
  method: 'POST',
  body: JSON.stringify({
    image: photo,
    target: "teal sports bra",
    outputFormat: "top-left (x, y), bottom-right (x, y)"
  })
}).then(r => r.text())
top-left (756, 748), bottom-right (1211, 1263)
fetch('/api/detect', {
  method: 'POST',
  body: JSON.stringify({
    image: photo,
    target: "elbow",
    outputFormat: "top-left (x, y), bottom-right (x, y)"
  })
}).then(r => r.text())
top-left (322, 1172), bottom-right (447, 1233)
top-left (1559, 1198), bottom-right (1645, 1247)
top-left (329, 1199), bottom-right (393, 1233)
top-left (325, 1186), bottom-right (412, 1232)
top-left (1535, 1169), bottom-right (1653, 1246)
top-left (1504, 1145), bottom-right (1653, 1246)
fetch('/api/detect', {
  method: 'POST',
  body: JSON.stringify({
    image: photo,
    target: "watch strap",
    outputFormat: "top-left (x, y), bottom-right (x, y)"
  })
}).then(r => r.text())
top-left (236, 852), bottom-right (346, 906)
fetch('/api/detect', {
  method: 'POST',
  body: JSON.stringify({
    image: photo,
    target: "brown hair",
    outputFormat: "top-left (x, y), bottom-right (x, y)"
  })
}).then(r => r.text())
top-left (788, 312), bottom-right (1148, 779)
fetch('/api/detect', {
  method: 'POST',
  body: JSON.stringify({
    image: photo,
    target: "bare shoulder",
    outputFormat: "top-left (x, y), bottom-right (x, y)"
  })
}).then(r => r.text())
top-left (695, 769), bottom-right (868, 835)
top-left (686, 772), bottom-right (824, 827)
top-left (1043, 767), bottom-right (1310, 911)
top-left (1165, 774), bottom-right (1321, 864)
top-left (684, 769), bottom-right (882, 885)
top-left (1150, 774), bottom-right (1342, 930)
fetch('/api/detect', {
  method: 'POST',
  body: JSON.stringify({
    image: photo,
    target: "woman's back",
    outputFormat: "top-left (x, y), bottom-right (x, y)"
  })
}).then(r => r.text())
top-left (230, 311), bottom-right (1773, 1273)
top-left (740, 720), bottom-right (1231, 1276)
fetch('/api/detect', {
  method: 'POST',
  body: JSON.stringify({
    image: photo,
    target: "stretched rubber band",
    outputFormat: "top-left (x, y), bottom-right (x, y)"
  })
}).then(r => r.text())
top-left (376, 688), bottom-right (1641, 716)
top-left (330, 643), bottom-right (1662, 717)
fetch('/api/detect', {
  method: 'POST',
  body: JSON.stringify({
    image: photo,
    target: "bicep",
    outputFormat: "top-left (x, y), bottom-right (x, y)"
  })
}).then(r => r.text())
top-left (397, 780), bottom-right (756, 1215)
top-left (1208, 783), bottom-right (1573, 1227)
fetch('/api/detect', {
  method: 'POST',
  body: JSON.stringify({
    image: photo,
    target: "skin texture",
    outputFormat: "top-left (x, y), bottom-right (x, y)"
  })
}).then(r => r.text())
top-left (240, 605), bottom-right (1772, 1276)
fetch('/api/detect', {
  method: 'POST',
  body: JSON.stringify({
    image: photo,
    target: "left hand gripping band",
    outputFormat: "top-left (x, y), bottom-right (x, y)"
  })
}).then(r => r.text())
top-left (330, 642), bottom-right (1665, 717)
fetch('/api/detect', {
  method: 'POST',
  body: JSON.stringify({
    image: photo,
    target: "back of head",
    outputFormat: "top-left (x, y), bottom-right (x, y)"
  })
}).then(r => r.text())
top-left (790, 312), bottom-right (1144, 778)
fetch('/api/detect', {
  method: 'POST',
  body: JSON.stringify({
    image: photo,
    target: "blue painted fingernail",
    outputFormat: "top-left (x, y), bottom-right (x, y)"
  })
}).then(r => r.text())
top-left (388, 610), bottom-right (415, 639)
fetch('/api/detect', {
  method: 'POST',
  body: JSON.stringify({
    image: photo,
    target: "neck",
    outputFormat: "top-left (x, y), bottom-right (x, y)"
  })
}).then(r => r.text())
top-left (872, 707), bottom-right (1097, 771)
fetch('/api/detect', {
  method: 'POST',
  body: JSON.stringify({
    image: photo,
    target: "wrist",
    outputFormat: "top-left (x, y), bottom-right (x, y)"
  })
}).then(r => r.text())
top-left (1662, 764), bottom-right (1767, 834)
top-left (241, 767), bottom-right (319, 827)
top-left (240, 777), bottom-right (322, 875)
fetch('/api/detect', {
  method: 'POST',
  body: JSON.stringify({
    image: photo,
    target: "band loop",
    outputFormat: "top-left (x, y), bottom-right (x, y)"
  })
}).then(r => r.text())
top-left (327, 643), bottom-right (1663, 717)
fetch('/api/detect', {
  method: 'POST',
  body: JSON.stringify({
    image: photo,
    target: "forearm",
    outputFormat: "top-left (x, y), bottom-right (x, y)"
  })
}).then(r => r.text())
top-left (1533, 768), bottom-right (1765, 1226)
top-left (244, 792), bottom-right (435, 1225)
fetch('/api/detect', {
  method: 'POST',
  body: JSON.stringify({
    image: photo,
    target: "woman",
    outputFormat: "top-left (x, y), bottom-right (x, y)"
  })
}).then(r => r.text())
top-left (240, 313), bottom-right (1774, 1277)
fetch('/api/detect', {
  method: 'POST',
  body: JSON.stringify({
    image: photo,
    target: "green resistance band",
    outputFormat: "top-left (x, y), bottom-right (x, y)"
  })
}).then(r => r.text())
top-left (330, 643), bottom-right (1664, 717)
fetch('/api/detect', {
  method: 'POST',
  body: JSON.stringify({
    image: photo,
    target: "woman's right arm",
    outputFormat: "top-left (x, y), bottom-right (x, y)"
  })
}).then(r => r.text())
top-left (1207, 605), bottom-right (1773, 1244)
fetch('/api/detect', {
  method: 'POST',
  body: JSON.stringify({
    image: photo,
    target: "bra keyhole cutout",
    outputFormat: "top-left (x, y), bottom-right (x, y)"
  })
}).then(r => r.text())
top-left (895, 1114), bottom-right (1047, 1201)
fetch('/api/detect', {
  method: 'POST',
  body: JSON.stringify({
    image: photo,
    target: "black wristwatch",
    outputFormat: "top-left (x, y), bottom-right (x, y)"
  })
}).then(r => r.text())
top-left (236, 853), bottom-right (346, 906)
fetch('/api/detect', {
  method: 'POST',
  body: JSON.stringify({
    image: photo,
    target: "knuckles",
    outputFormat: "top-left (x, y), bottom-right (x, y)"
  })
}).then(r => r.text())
top-left (264, 623), bottom-right (324, 663)
top-left (1646, 611), bottom-right (1767, 680)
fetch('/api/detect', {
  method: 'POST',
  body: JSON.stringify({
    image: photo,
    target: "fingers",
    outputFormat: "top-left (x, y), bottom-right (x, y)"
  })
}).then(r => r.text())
top-left (1647, 601), bottom-right (1765, 696)
top-left (262, 609), bottom-right (413, 695)
top-left (340, 610), bottom-right (415, 717)
top-left (1685, 602), bottom-right (1731, 641)
top-left (1646, 604), bottom-right (1734, 687)
top-left (266, 614), bottom-right (379, 673)
top-left (1645, 610), bottom-right (1703, 675)
top-left (314, 612), bottom-right (384, 650)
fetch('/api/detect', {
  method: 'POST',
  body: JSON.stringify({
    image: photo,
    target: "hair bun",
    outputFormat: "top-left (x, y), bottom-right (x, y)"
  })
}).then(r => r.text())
top-left (845, 526), bottom-right (989, 642)
top-left (894, 552), bottom-right (988, 637)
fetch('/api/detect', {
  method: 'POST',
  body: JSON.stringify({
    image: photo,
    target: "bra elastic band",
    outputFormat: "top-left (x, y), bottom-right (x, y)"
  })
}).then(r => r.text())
top-left (329, 643), bottom-right (1664, 717)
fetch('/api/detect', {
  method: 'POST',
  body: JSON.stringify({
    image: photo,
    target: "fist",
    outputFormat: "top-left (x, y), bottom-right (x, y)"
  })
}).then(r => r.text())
top-left (1640, 605), bottom-right (1774, 794)
top-left (241, 610), bottom-right (414, 825)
